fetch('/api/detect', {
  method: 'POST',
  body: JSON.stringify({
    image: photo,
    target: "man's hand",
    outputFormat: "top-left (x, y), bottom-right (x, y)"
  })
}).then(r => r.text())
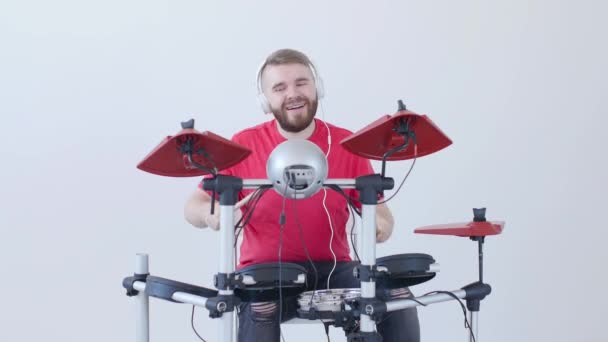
top-left (375, 203), bottom-right (394, 243)
top-left (376, 225), bottom-right (393, 243)
top-left (205, 192), bottom-right (255, 230)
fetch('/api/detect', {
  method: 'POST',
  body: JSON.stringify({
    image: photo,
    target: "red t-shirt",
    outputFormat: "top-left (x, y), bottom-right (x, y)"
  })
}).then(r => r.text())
top-left (200, 118), bottom-right (375, 268)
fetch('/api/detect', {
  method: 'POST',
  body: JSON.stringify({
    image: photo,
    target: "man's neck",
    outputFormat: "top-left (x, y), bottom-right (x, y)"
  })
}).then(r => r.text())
top-left (276, 119), bottom-right (316, 140)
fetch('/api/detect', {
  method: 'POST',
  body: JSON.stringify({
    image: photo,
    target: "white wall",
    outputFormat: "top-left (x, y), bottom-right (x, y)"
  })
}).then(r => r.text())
top-left (1, 1), bottom-right (606, 341)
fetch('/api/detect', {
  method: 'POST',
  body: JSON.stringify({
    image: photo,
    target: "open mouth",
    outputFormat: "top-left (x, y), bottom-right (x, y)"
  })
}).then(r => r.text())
top-left (285, 102), bottom-right (306, 110)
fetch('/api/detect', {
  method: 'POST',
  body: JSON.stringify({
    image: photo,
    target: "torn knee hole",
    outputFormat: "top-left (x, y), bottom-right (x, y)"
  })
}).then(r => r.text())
top-left (250, 302), bottom-right (278, 316)
top-left (387, 288), bottom-right (411, 300)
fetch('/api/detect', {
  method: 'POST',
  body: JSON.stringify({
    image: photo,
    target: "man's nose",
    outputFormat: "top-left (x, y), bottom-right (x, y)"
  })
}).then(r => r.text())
top-left (285, 85), bottom-right (300, 99)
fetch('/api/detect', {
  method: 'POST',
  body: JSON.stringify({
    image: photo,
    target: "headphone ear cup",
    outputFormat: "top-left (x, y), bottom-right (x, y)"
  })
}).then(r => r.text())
top-left (309, 61), bottom-right (325, 100)
top-left (258, 93), bottom-right (271, 114)
top-left (316, 76), bottom-right (325, 100)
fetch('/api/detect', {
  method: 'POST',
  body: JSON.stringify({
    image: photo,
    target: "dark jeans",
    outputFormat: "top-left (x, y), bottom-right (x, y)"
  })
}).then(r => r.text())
top-left (237, 261), bottom-right (420, 342)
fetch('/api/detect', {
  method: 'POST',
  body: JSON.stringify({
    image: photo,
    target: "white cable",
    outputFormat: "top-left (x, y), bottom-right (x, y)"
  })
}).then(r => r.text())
top-left (319, 100), bottom-right (337, 290)
top-left (323, 188), bottom-right (337, 290)
top-left (320, 100), bottom-right (332, 157)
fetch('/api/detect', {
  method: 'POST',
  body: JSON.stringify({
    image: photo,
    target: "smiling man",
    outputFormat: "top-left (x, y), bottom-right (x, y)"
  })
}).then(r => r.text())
top-left (184, 48), bottom-right (420, 342)
top-left (262, 62), bottom-right (319, 133)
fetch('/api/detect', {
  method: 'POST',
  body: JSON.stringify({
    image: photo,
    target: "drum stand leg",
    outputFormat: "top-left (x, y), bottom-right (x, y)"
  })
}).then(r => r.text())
top-left (346, 174), bottom-right (394, 342)
top-left (359, 204), bottom-right (379, 334)
top-left (203, 175), bottom-right (244, 342)
top-left (468, 311), bottom-right (478, 342)
top-left (218, 204), bottom-right (236, 341)
top-left (466, 226), bottom-right (488, 342)
top-left (135, 254), bottom-right (150, 342)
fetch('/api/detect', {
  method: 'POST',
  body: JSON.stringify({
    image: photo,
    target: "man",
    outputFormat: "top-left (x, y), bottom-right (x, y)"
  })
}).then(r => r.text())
top-left (184, 49), bottom-right (419, 342)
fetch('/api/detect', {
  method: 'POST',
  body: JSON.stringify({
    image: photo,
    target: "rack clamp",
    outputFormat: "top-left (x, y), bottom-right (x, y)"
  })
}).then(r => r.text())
top-left (205, 294), bottom-right (241, 318)
top-left (122, 272), bottom-right (149, 297)
top-left (213, 272), bottom-right (247, 291)
top-left (346, 297), bottom-right (387, 323)
top-left (352, 264), bottom-right (386, 282)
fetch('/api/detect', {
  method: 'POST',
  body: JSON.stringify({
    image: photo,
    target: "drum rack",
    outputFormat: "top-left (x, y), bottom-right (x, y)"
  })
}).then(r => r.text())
top-left (122, 101), bottom-right (504, 342)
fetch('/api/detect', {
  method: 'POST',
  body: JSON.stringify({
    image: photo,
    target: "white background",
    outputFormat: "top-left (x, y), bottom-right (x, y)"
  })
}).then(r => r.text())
top-left (1, 1), bottom-right (606, 341)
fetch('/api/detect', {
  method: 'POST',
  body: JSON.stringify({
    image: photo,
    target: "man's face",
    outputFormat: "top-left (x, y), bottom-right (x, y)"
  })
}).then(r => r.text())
top-left (261, 63), bottom-right (318, 133)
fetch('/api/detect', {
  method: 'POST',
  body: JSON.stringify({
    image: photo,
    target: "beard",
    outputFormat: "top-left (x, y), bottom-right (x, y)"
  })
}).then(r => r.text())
top-left (271, 96), bottom-right (318, 133)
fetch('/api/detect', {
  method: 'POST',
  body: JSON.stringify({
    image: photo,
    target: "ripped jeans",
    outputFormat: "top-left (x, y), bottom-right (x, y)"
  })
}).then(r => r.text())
top-left (237, 261), bottom-right (420, 342)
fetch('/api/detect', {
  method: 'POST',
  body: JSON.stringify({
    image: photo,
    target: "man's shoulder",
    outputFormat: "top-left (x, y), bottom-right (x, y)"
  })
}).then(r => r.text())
top-left (231, 120), bottom-right (273, 142)
top-left (322, 120), bottom-right (355, 140)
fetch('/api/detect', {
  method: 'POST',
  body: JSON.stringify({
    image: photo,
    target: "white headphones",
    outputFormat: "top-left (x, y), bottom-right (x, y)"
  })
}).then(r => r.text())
top-left (256, 59), bottom-right (325, 114)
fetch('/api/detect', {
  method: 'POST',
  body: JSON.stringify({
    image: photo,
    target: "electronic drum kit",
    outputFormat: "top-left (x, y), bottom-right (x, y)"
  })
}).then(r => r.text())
top-left (122, 100), bottom-right (505, 342)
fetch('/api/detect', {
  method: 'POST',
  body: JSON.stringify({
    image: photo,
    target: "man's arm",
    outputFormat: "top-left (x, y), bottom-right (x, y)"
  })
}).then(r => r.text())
top-left (184, 188), bottom-right (218, 229)
top-left (184, 188), bottom-right (252, 229)
top-left (375, 203), bottom-right (394, 243)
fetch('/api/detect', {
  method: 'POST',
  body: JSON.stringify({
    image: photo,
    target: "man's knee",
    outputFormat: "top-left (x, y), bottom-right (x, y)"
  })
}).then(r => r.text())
top-left (377, 287), bottom-right (412, 301)
top-left (249, 302), bottom-right (278, 323)
top-left (386, 287), bottom-right (412, 300)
